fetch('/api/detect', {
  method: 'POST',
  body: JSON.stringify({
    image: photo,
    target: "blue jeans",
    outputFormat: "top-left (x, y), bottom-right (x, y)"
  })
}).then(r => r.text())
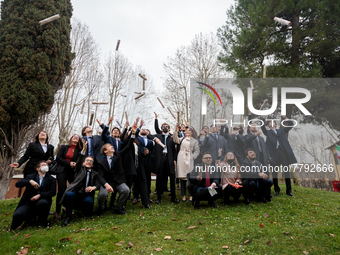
top-left (64, 191), bottom-right (94, 218)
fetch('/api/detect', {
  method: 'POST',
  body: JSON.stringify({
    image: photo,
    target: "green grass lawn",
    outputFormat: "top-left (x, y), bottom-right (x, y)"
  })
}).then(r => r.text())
top-left (0, 184), bottom-right (339, 254)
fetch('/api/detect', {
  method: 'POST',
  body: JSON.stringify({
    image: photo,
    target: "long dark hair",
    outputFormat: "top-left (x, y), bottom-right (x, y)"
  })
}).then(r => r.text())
top-left (67, 134), bottom-right (82, 150)
top-left (35, 131), bottom-right (49, 144)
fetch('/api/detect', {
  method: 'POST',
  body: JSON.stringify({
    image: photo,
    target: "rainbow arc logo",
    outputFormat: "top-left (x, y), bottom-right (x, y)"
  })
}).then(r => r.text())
top-left (196, 82), bottom-right (223, 106)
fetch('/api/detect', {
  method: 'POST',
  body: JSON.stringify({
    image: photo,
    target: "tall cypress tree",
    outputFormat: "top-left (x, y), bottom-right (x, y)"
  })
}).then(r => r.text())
top-left (0, 0), bottom-right (74, 199)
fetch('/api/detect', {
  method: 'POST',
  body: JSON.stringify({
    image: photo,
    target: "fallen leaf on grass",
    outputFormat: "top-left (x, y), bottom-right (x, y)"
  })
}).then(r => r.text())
top-left (59, 237), bottom-right (72, 242)
top-left (303, 251), bottom-right (309, 255)
top-left (164, 236), bottom-right (171, 240)
top-left (24, 245), bottom-right (32, 248)
top-left (198, 221), bottom-right (202, 225)
top-left (171, 218), bottom-right (176, 221)
top-left (329, 233), bottom-right (336, 237)
top-left (312, 212), bottom-right (316, 214)
top-left (23, 234), bottom-right (31, 240)
top-left (140, 212), bottom-right (144, 216)
top-left (188, 226), bottom-right (196, 229)
top-left (155, 248), bottom-right (162, 251)
top-left (147, 231), bottom-right (153, 234)
top-left (41, 233), bottom-right (46, 235)
top-left (35, 244), bottom-right (41, 247)
top-left (128, 241), bottom-right (134, 247)
top-left (115, 243), bottom-right (122, 246)
top-left (255, 214), bottom-right (258, 217)
top-left (283, 232), bottom-right (290, 235)
top-left (267, 241), bottom-right (272, 245)
top-left (312, 203), bottom-right (319, 206)
top-left (259, 223), bottom-right (265, 228)
top-left (74, 241), bottom-right (80, 244)
top-left (5, 213), bottom-right (9, 216)
top-left (176, 239), bottom-right (184, 241)
top-left (263, 214), bottom-right (269, 218)
top-left (222, 246), bottom-right (229, 249)
top-left (258, 231), bottom-right (262, 233)
top-left (17, 248), bottom-right (28, 255)
top-left (244, 239), bottom-right (250, 244)
top-left (112, 227), bottom-right (117, 230)
top-left (76, 249), bottom-right (82, 254)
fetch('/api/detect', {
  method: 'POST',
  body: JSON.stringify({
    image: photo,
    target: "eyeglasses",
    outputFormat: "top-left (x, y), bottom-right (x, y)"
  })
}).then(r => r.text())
top-left (203, 157), bottom-right (212, 160)
top-left (86, 130), bottom-right (93, 133)
top-left (85, 159), bottom-right (94, 163)
top-left (73, 135), bottom-right (80, 139)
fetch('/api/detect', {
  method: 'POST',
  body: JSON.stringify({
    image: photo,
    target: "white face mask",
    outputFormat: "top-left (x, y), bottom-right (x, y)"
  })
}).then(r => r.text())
top-left (40, 165), bottom-right (49, 173)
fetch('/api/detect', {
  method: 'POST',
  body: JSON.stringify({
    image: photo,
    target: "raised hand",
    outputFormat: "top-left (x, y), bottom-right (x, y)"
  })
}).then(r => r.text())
top-left (154, 112), bottom-right (159, 119)
top-left (96, 119), bottom-right (102, 125)
top-left (108, 116), bottom-right (114, 125)
top-left (175, 124), bottom-right (180, 132)
top-left (125, 120), bottom-right (130, 129)
top-left (81, 139), bottom-right (88, 153)
top-left (140, 119), bottom-right (145, 128)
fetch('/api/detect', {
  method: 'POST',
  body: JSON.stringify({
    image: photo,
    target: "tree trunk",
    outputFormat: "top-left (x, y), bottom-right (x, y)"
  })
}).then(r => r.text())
top-left (0, 163), bottom-right (15, 200)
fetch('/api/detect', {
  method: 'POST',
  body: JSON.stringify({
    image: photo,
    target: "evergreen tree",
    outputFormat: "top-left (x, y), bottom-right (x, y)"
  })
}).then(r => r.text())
top-left (0, 0), bottom-right (73, 199)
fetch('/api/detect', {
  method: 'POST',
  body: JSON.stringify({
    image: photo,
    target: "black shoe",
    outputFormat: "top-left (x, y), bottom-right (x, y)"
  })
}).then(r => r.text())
top-left (155, 200), bottom-right (161, 205)
top-left (171, 198), bottom-right (180, 204)
top-left (194, 201), bottom-right (200, 209)
top-left (62, 217), bottom-right (71, 227)
top-left (262, 197), bottom-right (269, 203)
top-left (286, 192), bottom-right (294, 197)
top-left (266, 197), bottom-right (271, 202)
top-left (244, 198), bottom-right (250, 205)
top-left (145, 204), bottom-right (151, 209)
top-left (165, 189), bottom-right (171, 192)
top-left (208, 201), bottom-right (218, 208)
top-left (97, 208), bottom-right (104, 216)
top-left (114, 209), bottom-right (127, 215)
top-left (274, 191), bottom-right (280, 196)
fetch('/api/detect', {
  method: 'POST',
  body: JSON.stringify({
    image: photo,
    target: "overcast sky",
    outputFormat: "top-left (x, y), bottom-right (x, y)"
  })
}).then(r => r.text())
top-left (71, 0), bottom-right (234, 88)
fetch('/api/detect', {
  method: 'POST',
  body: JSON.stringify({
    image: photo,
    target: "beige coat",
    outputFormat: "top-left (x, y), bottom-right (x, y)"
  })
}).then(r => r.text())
top-left (173, 132), bottom-right (200, 179)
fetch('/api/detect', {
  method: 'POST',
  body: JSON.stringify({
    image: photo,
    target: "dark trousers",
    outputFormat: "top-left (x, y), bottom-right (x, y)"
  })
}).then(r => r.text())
top-left (11, 199), bottom-right (51, 230)
top-left (272, 147), bottom-right (292, 193)
top-left (223, 185), bottom-right (242, 203)
top-left (157, 155), bottom-right (176, 200)
top-left (64, 191), bottom-right (94, 218)
top-left (243, 179), bottom-right (257, 199)
top-left (257, 178), bottom-right (273, 200)
top-left (194, 185), bottom-right (222, 203)
top-left (132, 168), bottom-right (149, 206)
top-left (180, 180), bottom-right (191, 197)
top-left (56, 168), bottom-right (74, 214)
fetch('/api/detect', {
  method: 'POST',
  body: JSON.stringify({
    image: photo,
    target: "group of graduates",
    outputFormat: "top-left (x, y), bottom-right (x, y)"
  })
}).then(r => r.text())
top-left (9, 112), bottom-right (297, 230)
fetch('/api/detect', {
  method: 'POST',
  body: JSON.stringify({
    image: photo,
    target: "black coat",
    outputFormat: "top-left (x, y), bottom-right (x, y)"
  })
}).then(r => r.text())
top-left (17, 142), bottom-right (54, 176)
top-left (98, 134), bottom-right (134, 188)
top-left (220, 125), bottom-right (246, 162)
top-left (15, 172), bottom-right (56, 208)
top-left (260, 119), bottom-right (297, 165)
top-left (202, 134), bottom-right (229, 162)
top-left (147, 133), bottom-right (177, 174)
top-left (241, 157), bottom-right (264, 182)
top-left (82, 134), bottom-right (104, 163)
top-left (55, 144), bottom-right (82, 174)
top-left (122, 129), bottom-right (140, 176)
top-left (245, 133), bottom-right (271, 166)
top-left (60, 153), bottom-right (101, 204)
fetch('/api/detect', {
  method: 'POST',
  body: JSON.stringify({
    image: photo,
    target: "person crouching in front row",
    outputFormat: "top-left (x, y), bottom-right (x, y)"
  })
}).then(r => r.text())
top-left (11, 161), bottom-right (56, 230)
top-left (60, 139), bottom-right (101, 227)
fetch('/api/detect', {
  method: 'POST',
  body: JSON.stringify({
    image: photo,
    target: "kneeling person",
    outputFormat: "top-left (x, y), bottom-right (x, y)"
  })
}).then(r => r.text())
top-left (190, 152), bottom-right (222, 209)
top-left (61, 139), bottom-right (100, 227)
top-left (11, 161), bottom-right (56, 229)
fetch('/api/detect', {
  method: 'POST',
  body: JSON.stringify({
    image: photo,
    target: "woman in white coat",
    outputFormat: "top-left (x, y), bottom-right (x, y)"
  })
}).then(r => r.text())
top-left (174, 125), bottom-right (200, 202)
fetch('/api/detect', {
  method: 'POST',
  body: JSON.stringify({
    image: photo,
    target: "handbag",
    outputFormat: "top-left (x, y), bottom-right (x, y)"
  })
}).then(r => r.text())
top-left (49, 158), bottom-right (59, 175)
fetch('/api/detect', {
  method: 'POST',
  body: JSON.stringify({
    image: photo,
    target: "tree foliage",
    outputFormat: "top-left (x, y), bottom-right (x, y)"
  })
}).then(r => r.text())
top-left (0, 0), bottom-right (73, 140)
